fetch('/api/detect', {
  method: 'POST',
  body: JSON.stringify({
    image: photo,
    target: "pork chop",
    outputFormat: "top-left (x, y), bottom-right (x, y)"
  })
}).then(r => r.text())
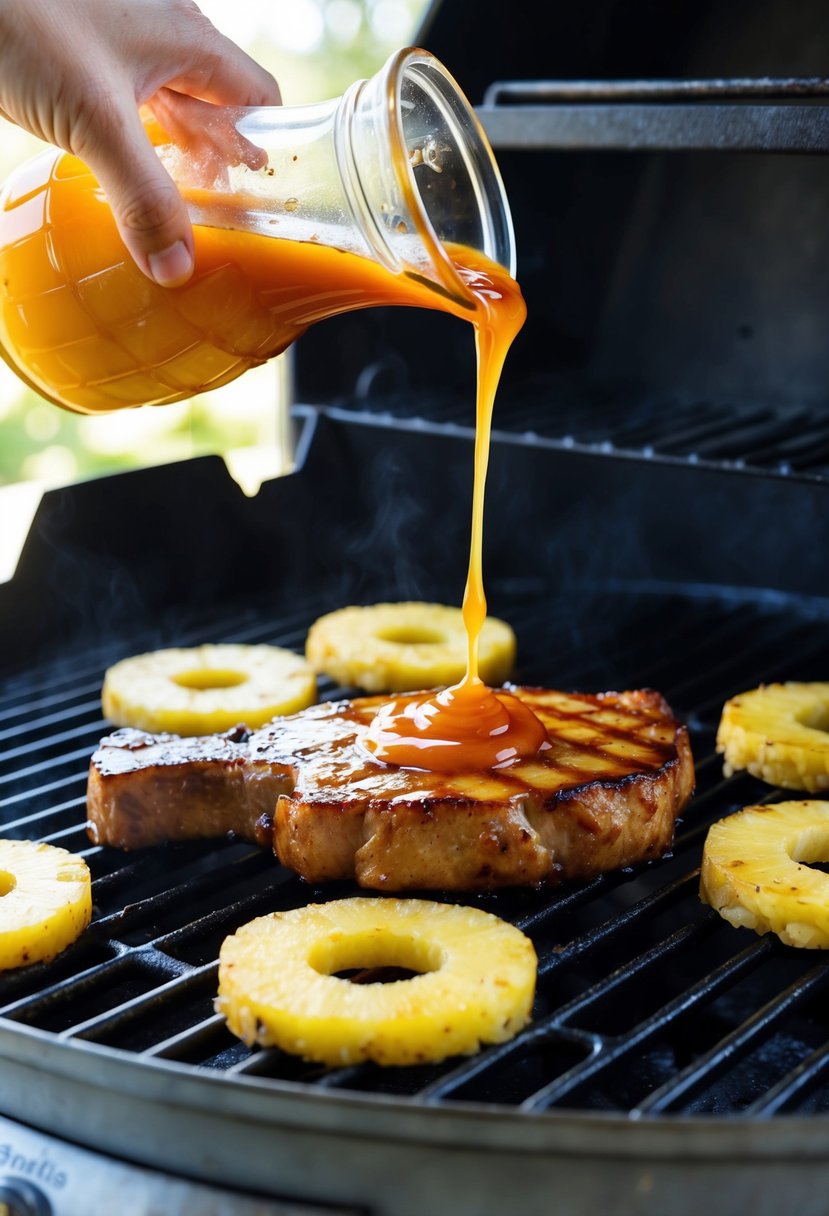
top-left (87, 686), bottom-right (695, 891)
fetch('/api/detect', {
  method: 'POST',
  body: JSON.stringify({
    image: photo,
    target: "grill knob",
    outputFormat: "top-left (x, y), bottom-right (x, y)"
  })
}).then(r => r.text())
top-left (0, 1178), bottom-right (52, 1216)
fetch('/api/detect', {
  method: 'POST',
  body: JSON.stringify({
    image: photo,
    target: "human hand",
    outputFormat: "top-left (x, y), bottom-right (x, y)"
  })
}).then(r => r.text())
top-left (0, 0), bottom-right (280, 286)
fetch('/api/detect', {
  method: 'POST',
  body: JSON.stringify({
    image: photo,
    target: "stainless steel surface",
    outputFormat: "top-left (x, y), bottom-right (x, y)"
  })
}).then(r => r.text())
top-left (4, 1025), bottom-right (829, 1216)
top-left (0, 1112), bottom-right (355, 1216)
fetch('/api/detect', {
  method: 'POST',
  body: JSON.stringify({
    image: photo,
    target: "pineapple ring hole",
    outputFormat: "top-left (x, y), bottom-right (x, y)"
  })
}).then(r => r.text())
top-left (795, 703), bottom-right (829, 734)
top-left (0, 870), bottom-right (15, 898)
top-left (789, 822), bottom-right (829, 866)
top-left (374, 627), bottom-right (448, 647)
top-left (171, 667), bottom-right (248, 691)
top-left (308, 933), bottom-right (443, 983)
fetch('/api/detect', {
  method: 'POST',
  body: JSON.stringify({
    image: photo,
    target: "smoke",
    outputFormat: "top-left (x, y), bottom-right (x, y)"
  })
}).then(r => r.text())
top-left (328, 424), bottom-right (472, 609)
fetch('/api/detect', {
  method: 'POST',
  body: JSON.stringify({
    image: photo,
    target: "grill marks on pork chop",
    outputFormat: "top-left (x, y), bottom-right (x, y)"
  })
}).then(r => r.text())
top-left (87, 687), bottom-right (694, 891)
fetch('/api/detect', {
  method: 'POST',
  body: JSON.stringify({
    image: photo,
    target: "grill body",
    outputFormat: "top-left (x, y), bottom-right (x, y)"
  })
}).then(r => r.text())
top-left (4, 0), bottom-right (829, 1209)
top-left (3, 409), bottom-right (829, 1213)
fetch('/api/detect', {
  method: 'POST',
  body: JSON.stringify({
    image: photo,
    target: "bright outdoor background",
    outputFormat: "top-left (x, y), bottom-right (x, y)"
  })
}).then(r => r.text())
top-left (0, 0), bottom-right (429, 579)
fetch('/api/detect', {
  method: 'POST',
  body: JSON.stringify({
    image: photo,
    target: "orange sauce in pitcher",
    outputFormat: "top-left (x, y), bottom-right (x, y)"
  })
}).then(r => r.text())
top-left (0, 150), bottom-right (501, 413)
top-left (0, 147), bottom-right (545, 771)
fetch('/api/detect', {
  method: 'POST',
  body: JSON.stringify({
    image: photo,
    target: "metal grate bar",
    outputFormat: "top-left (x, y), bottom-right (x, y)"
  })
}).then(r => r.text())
top-left (635, 962), bottom-right (829, 1114)
top-left (512, 876), bottom-right (607, 933)
top-left (0, 771), bottom-right (88, 812)
top-left (90, 843), bottom-right (273, 934)
top-left (0, 795), bottom-right (86, 837)
top-left (742, 418), bottom-right (829, 466)
top-left (2, 727), bottom-right (102, 769)
top-left (0, 950), bottom-right (180, 1027)
top-left (40, 823), bottom-right (89, 850)
top-left (682, 416), bottom-right (816, 462)
top-left (337, 393), bottom-right (829, 486)
top-left (143, 1012), bottom-right (228, 1060)
top-left (63, 961), bottom-right (211, 1043)
top-left (0, 671), bottom-right (109, 714)
top-left (533, 873), bottom-right (699, 981)
top-left (0, 696), bottom-right (102, 742)
top-left (0, 599), bottom-right (322, 720)
top-left (522, 938), bottom-right (774, 1111)
top-left (682, 626), bottom-right (829, 726)
top-left (416, 915), bottom-right (712, 1104)
top-left (745, 1040), bottom-right (829, 1115)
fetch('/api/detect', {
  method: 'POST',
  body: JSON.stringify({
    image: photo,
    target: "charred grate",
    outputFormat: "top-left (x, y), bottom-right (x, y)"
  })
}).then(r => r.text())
top-left (1, 579), bottom-right (829, 1118)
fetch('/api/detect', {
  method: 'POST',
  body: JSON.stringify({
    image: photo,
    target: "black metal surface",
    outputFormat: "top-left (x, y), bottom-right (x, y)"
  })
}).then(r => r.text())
top-left (476, 78), bottom-right (829, 155)
top-left (478, 102), bottom-right (829, 155)
top-left (487, 79), bottom-right (829, 100)
top-left (298, 0), bottom-right (829, 415)
top-left (1, 410), bottom-right (829, 1127)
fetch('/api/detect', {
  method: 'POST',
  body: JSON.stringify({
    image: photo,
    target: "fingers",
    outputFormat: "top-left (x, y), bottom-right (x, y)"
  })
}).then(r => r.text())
top-left (100, 8), bottom-right (282, 284)
top-left (150, 89), bottom-right (269, 179)
top-left (79, 94), bottom-right (195, 287)
top-left (0, 0), bottom-right (283, 288)
top-left (166, 22), bottom-right (282, 109)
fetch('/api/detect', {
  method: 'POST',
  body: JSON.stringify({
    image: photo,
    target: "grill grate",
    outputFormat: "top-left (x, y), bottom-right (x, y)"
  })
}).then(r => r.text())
top-left (334, 389), bottom-right (829, 482)
top-left (2, 579), bottom-right (828, 1119)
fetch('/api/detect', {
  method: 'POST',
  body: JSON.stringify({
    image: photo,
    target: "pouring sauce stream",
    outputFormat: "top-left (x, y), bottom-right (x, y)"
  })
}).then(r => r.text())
top-left (364, 256), bottom-right (548, 772)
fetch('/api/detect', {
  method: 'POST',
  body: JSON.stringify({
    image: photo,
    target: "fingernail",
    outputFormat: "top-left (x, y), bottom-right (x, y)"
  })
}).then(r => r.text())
top-left (147, 241), bottom-right (193, 287)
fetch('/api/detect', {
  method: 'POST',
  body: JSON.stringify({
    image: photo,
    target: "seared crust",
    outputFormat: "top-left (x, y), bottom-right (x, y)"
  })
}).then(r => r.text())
top-left (87, 687), bottom-right (694, 891)
top-left (86, 726), bottom-right (291, 850)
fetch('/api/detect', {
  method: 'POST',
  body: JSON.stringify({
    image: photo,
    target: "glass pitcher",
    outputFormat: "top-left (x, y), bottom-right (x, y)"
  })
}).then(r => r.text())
top-left (0, 47), bottom-right (515, 414)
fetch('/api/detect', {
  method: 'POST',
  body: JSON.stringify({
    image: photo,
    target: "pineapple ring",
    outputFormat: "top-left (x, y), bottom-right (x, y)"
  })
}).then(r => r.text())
top-left (305, 602), bottom-right (515, 692)
top-left (0, 840), bottom-right (92, 969)
top-left (216, 897), bottom-right (537, 1066)
top-left (717, 682), bottom-right (829, 792)
top-left (102, 643), bottom-right (317, 735)
top-left (700, 800), bottom-right (829, 948)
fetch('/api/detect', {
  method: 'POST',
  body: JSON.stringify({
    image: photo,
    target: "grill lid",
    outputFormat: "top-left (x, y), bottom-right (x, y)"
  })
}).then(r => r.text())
top-left (297, 0), bottom-right (829, 435)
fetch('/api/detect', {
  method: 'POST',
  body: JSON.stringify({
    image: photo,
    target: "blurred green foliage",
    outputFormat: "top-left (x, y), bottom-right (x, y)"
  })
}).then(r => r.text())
top-left (0, 384), bottom-right (269, 484)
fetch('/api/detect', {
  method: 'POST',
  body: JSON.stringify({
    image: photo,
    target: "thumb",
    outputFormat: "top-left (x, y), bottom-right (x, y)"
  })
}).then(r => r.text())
top-left (81, 100), bottom-right (194, 287)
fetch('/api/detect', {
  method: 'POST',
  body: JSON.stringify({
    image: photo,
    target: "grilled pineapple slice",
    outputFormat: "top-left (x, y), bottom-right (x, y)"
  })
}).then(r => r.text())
top-left (0, 839), bottom-right (92, 969)
top-left (717, 682), bottom-right (829, 792)
top-left (700, 800), bottom-right (829, 947)
top-left (216, 897), bottom-right (536, 1066)
top-left (102, 643), bottom-right (317, 735)
top-left (305, 602), bottom-right (515, 692)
